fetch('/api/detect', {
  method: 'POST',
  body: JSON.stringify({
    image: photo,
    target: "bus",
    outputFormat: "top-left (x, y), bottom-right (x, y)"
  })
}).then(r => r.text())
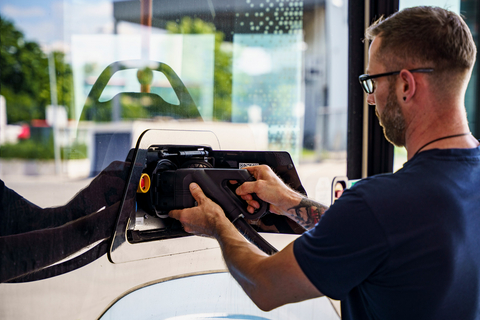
top-left (0, 0), bottom-right (478, 319)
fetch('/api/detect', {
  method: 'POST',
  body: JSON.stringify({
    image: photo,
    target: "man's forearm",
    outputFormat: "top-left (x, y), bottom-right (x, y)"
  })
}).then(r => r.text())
top-left (268, 185), bottom-right (329, 230)
top-left (285, 197), bottom-right (329, 230)
top-left (169, 182), bottom-right (323, 311)
top-left (214, 219), bottom-right (270, 303)
top-left (213, 217), bottom-right (323, 311)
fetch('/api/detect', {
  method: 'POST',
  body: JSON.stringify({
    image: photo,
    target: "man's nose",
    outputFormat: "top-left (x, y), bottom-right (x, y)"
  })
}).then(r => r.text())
top-left (366, 93), bottom-right (376, 105)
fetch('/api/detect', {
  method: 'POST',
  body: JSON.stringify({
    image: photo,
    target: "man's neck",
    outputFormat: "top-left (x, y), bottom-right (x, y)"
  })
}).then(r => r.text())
top-left (404, 104), bottom-right (477, 160)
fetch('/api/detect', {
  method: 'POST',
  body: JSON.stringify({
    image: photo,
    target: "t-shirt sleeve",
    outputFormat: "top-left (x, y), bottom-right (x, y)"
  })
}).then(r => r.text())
top-left (293, 189), bottom-right (389, 300)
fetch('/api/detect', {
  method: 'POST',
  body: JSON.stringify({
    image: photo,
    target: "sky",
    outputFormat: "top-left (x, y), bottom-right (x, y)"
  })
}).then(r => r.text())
top-left (1, 0), bottom-right (116, 51)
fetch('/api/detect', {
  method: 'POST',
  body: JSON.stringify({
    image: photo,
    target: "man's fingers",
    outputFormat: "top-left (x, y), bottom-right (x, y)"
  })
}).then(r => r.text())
top-left (244, 164), bottom-right (271, 177)
top-left (168, 207), bottom-right (199, 235)
top-left (236, 181), bottom-right (257, 196)
top-left (243, 165), bottom-right (262, 180)
top-left (247, 205), bottom-right (256, 214)
top-left (169, 183), bottom-right (206, 221)
top-left (189, 183), bottom-right (206, 203)
top-left (168, 209), bottom-right (182, 220)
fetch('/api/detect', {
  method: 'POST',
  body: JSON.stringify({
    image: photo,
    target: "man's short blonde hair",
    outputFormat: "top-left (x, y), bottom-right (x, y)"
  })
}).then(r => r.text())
top-left (366, 6), bottom-right (476, 77)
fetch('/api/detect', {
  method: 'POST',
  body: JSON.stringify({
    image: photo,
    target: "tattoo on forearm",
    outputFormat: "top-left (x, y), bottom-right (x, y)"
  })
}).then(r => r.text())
top-left (287, 198), bottom-right (328, 230)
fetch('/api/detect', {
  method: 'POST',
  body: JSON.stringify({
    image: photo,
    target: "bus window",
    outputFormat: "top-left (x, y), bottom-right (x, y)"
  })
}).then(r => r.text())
top-left (1, 0), bottom-right (348, 207)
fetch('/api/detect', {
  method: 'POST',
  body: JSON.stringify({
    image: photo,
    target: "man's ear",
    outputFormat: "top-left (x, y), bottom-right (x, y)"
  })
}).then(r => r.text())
top-left (399, 69), bottom-right (416, 102)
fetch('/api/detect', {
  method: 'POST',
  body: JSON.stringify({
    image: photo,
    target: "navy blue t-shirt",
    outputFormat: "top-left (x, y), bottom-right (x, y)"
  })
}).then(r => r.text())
top-left (294, 146), bottom-right (480, 320)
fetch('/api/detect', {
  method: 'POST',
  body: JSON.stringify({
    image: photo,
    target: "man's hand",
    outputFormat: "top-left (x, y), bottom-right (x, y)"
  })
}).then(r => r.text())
top-left (168, 179), bottom-right (323, 312)
top-left (236, 165), bottom-right (329, 230)
top-left (169, 183), bottom-right (230, 237)
top-left (235, 165), bottom-right (302, 216)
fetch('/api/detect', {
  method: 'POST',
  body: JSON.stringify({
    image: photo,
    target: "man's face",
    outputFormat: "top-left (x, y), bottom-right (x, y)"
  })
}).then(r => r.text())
top-left (368, 37), bottom-right (406, 147)
top-left (376, 81), bottom-right (406, 147)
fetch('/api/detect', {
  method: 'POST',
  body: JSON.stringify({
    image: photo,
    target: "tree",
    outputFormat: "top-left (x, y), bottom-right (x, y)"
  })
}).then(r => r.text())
top-left (0, 16), bottom-right (74, 123)
top-left (166, 17), bottom-right (233, 121)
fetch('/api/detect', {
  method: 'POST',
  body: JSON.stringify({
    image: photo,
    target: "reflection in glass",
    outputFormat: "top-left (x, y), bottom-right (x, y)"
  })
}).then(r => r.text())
top-left (100, 273), bottom-right (340, 320)
top-left (1, 0), bottom-right (350, 202)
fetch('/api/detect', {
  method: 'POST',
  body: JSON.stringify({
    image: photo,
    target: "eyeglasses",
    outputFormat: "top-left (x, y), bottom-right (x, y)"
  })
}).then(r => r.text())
top-left (358, 68), bottom-right (434, 94)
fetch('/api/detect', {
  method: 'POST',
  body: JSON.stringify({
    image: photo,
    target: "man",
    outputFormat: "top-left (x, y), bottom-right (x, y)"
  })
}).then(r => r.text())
top-left (170, 6), bottom-right (480, 319)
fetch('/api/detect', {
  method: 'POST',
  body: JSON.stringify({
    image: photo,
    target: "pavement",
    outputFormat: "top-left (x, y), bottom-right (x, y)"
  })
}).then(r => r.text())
top-left (1, 175), bottom-right (94, 208)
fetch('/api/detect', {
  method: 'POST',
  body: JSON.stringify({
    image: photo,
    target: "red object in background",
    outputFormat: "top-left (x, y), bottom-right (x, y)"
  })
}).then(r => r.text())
top-left (17, 124), bottom-right (30, 140)
top-left (31, 119), bottom-right (49, 127)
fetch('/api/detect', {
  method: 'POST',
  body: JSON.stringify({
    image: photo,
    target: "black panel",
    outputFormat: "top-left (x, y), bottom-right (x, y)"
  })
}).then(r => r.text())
top-left (346, 0), bottom-right (366, 179)
top-left (366, 0), bottom-right (398, 177)
top-left (347, 0), bottom-right (399, 179)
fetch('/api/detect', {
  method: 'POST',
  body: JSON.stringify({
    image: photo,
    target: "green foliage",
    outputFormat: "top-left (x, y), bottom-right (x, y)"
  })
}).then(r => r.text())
top-left (166, 17), bottom-right (233, 121)
top-left (137, 67), bottom-right (154, 85)
top-left (62, 143), bottom-right (88, 160)
top-left (0, 16), bottom-right (74, 123)
top-left (51, 51), bottom-right (74, 116)
top-left (0, 139), bottom-right (54, 160)
top-left (0, 140), bottom-right (87, 160)
top-left (0, 86), bottom-right (43, 121)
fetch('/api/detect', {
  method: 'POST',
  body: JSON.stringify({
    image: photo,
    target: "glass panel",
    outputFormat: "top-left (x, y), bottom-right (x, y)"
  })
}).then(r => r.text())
top-left (0, 0), bottom-right (348, 316)
top-left (0, 0), bottom-right (348, 207)
top-left (100, 272), bottom-right (340, 320)
top-left (97, 69), bottom-right (180, 105)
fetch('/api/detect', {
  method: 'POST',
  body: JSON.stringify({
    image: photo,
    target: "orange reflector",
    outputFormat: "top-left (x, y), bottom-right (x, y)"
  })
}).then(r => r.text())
top-left (137, 173), bottom-right (151, 193)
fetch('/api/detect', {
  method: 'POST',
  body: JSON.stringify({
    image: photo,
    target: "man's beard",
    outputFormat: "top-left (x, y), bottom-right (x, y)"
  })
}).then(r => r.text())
top-left (376, 84), bottom-right (406, 147)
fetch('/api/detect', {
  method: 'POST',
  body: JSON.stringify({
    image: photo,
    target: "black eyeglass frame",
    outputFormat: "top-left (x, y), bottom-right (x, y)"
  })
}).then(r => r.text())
top-left (358, 68), bottom-right (434, 94)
